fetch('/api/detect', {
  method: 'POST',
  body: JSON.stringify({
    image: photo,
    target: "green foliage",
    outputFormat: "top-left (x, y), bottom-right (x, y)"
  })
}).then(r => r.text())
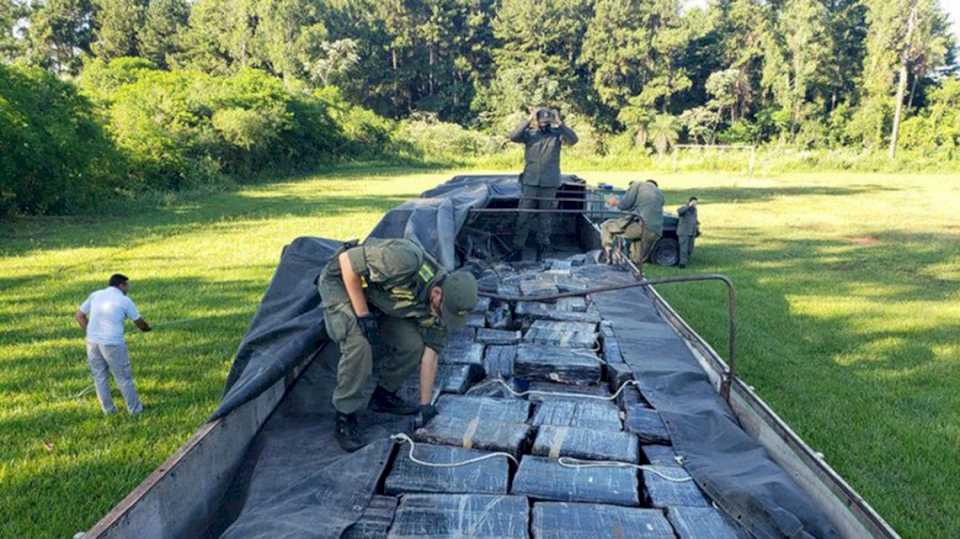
top-left (477, 0), bottom-right (593, 122)
top-left (899, 77), bottom-right (960, 150)
top-left (649, 114), bottom-right (680, 155)
top-left (0, 64), bottom-right (124, 215)
top-left (22, 0), bottom-right (97, 75)
top-left (0, 0), bottom-right (27, 61)
top-left (138, 0), bottom-right (188, 68)
top-left (92, 0), bottom-right (147, 60)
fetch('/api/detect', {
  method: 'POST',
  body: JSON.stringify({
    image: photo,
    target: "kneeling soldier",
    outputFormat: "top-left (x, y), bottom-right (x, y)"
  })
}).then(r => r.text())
top-left (600, 179), bottom-right (664, 271)
top-left (317, 238), bottom-right (478, 451)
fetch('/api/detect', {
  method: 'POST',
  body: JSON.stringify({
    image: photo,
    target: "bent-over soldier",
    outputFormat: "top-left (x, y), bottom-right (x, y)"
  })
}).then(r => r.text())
top-left (600, 179), bottom-right (664, 271)
top-left (317, 238), bottom-right (478, 451)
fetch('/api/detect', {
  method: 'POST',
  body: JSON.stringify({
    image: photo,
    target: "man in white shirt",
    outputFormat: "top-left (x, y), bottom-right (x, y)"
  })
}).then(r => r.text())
top-left (75, 274), bottom-right (152, 415)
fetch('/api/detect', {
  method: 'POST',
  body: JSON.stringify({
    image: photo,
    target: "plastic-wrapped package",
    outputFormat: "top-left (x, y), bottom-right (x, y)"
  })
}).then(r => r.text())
top-left (438, 363), bottom-right (483, 394)
top-left (514, 302), bottom-right (601, 323)
top-left (471, 296), bottom-right (491, 313)
top-left (604, 362), bottom-right (633, 391)
top-left (520, 279), bottom-right (560, 297)
top-left (414, 415), bottom-right (532, 457)
top-left (463, 377), bottom-right (518, 398)
top-left (434, 394), bottom-right (531, 423)
top-left (387, 494), bottom-right (529, 539)
top-left (397, 364), bottom-right (481, 403)
top-left (446, 327), bottom-right (475, 348)
top-left (466, 312), bottom-right (486, 328)
top-left (524, 382), bottom-right (612, 404)
top-left (485, 300), bottom-right (514, 329)
top-left (483, 345), bottom-right (517, 378)
top-left (384, 443), bottom-right (510, 495)
top-left (515, 345), bottom-right (602, 385)
top-left (523, 320), bottom-right (598, 349)
top-left (618, 385), bottom-right (650, 410)
top-left (666, 506), bottom-right (751, 538)
top-left (511, 455), bottom-right (640, 506)
top-left (532, 400), bottom-right (622, 431)
top-left (556, 296), bottom-right (588, 312)
top-left (531, 426), bottom-right (640, 463)
top-left (532, 502), bottom-right (675, 539)
top-left (476, 328), bottom-right (522, 345)
top-left (341, 496), bottom-right (397, 539)
top-left (625, 406), bottom-right (671, 444)
top-left (438, 342), bottom-right (485, 367)
top-left (642, 444), bottom-right (680, 466)
top-left (643, 466), bottom-right (710, 508)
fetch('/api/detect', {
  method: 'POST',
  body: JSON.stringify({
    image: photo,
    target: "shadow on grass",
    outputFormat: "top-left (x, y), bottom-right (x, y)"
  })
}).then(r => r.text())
top-left (651, 228), bottom-right (959, 536)
top-left (661, 184), bottom-right (900, 206)
top-left (0, 273), bottom-right (273, 462)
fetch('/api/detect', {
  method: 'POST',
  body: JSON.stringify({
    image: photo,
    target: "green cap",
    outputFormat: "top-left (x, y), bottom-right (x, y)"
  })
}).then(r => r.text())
top-left (441, 271), bottom-right (479, 330)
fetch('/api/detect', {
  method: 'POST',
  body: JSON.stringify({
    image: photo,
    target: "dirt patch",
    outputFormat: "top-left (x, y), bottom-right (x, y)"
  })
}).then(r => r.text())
top-left (849, 236), bottom-right (880, 246)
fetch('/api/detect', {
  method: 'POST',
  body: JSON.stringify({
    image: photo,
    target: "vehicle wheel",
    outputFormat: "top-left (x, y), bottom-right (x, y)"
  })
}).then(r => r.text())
top-left (650, 237), bottom-right (679, 266)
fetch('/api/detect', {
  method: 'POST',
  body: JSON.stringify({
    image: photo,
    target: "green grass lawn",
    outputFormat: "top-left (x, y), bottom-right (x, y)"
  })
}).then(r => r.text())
top-left (1, 167), bottom-right (957, 538)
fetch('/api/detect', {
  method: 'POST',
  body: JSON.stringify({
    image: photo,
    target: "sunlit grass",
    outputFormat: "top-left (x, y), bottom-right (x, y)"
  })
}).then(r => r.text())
top-left (1, 167), bottom-right (959, 537)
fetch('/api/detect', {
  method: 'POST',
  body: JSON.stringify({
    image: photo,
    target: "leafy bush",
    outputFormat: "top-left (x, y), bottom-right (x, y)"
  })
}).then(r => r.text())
top-left (396, 112), bottom-right (501, 162)
top-left (0, 64), bottom-right (125, 215)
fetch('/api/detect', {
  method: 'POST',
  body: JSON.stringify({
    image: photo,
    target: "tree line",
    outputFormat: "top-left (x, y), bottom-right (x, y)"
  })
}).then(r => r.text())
top-left (3, 0), bottom-right (956, 153)
top-left (1, 1), bottom-right (959, 216)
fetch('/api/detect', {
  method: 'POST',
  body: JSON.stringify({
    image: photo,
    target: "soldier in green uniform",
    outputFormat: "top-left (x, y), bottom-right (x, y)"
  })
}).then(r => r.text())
top-left (508, 107), bottom-right (578, 259)
top-left (676, 196), bottom-right (700, 268)
top-left (317, 238), bottom-right (478, 451)
top-left (599, 179), bottom-right (664, 272)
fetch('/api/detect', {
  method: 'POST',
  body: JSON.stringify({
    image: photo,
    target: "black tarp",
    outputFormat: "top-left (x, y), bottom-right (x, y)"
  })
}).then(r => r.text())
top-left (592, 289), bottom-right (840, 538)
top-left (210, 174), bottom-right (841, 538)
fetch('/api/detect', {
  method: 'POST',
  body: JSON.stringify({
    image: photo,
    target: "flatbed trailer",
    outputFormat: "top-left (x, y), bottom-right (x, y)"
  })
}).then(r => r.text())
top-left (83, 175), bottom-right (898, 539)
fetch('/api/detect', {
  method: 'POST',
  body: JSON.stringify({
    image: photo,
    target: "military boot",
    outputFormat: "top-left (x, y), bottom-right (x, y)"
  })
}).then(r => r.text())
top-left (369, 386), bottom-right (419, 415)
top-left (335, 411), bottom-right (364, 452)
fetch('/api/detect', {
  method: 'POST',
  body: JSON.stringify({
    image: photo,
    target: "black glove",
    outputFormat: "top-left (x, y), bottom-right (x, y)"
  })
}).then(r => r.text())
top-left (357, 313), bottom-right (380, 347)
top-left (416, 404), bottom-right (438, 428)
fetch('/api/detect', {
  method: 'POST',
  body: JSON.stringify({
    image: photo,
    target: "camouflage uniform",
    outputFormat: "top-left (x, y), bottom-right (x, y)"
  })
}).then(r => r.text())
top-left (677, 202), bottom-right (700, 267)
top-left (318, 238), bottom-right (449, 414)
top-left (601, 181), bottom-right (664, 266)
top-left (508, 116), bottom-right (579, 250)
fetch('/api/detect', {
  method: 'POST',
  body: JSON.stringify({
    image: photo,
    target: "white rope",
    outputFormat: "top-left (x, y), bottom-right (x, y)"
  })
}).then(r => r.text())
top-left (390, 434), bottom-right (691, 482)
top-left (466, 377), bottom-right (638, 402)
top-left (391, 433), bottom-right (519, 466)
top-left (557, 457), bottom-right (693, 482)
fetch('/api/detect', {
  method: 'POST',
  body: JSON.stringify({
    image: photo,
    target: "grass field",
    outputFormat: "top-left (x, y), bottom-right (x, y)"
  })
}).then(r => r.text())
top-left (1, 167), bottom-right (957, 538)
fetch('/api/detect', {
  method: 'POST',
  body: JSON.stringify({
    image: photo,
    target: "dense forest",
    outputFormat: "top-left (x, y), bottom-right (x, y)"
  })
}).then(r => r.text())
top-left (1, 0), bottom-right (958, 214)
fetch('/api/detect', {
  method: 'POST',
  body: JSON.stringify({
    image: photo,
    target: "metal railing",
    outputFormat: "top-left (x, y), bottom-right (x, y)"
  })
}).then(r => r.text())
top-left (479, 273), bottom-right (738, 402)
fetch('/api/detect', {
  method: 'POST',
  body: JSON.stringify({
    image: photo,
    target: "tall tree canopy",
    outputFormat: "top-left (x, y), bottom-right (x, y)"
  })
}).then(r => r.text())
top-left (1, 0), bottom-right (956, 147)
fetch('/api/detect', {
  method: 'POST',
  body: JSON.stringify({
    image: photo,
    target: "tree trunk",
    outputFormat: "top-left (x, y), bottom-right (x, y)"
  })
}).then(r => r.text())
top-left (889, 1), bottom-right (918, 159)
top-left (907, 71), bottom-right (919, 111)
top-left (889, 62), bottom-right (909, 158)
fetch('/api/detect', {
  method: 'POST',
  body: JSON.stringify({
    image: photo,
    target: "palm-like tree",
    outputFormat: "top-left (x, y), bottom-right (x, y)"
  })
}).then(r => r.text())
top-left (649, 114), bottom-right (679, 155)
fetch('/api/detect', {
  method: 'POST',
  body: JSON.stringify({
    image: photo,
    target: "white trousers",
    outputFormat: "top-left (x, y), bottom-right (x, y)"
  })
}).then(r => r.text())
top-left (86, 342), bottom-right (143, 415)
